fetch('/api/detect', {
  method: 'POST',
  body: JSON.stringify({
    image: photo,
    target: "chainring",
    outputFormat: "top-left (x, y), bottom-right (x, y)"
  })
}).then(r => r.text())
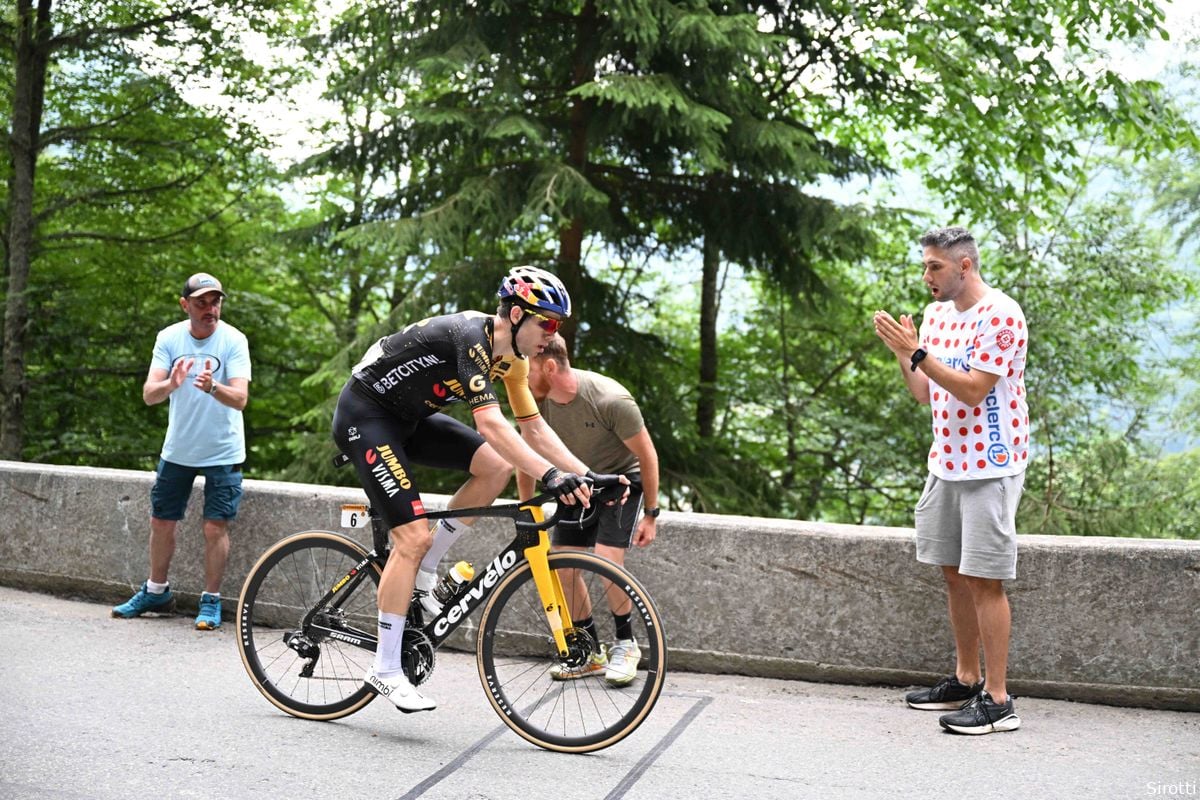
top-left (402, 627), bottom-right (436, 686)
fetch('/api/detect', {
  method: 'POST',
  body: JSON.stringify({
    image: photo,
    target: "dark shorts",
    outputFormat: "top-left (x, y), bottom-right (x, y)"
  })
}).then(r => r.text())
top-left (552, 473), bottom-right (644, 549)
top-left (332, 381), bottom-right (485, 528)
top-left (150, 460), bottom-right (244, 521)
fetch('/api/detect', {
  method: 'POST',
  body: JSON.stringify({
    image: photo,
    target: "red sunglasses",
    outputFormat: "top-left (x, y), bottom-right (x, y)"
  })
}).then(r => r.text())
top-left (524, 308), bottom-right (563, 333)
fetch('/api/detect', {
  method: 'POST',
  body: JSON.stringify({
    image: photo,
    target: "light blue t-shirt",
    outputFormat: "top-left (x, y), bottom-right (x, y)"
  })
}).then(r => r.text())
top-left (151, 320), bottom-right (252, 467)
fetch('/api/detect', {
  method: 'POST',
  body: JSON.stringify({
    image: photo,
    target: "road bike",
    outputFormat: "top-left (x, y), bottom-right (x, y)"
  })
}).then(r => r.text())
top-left (235, 476), bottom-right (666, 753)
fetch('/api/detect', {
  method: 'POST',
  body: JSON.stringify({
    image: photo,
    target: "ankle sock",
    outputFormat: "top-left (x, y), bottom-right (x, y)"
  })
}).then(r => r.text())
top-left (576, 616), bottom-right (600, 653)
top-left (613, 611), bottom-right (633, 641)
top-left (374, 611), bottom-right (408, 678)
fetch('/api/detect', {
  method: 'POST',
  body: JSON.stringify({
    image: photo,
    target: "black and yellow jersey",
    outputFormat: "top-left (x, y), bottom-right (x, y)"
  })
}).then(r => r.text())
top-left (349, 310), bottom-right (539, 422)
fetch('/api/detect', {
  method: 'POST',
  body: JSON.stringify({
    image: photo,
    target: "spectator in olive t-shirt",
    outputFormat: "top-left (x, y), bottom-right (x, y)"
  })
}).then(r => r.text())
top-left (516, 333), bottom-right (661, 686)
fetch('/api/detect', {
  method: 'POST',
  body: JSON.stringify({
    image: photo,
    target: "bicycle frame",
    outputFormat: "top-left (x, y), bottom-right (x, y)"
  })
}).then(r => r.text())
top-left (423, 502), bottom-right (575, 655)
top-left (302, 492), bottom-right (602, 657)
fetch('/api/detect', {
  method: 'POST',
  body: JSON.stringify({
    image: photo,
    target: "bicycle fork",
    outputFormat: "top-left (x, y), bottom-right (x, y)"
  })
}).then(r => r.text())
top-left (520, 502), bottom-right (575, 657)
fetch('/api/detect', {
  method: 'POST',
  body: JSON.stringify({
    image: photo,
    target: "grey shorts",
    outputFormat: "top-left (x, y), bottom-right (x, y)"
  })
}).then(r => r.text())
top-left (914, 472), bottom-right (1025, 580)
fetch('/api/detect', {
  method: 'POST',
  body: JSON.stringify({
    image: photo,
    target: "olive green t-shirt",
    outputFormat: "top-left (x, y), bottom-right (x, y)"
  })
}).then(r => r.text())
top-left (537, 369), bottom-right (643, 475)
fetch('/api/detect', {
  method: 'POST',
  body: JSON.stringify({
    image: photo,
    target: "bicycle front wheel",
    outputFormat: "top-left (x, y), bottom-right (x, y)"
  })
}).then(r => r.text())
top-left (237, 531), bottom-right (382, 720)
top-left (477, 552), bottom-right (667, 753)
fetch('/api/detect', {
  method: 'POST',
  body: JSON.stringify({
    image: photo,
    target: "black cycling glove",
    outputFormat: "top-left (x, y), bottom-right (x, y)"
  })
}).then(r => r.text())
top-left (541, 467), bottom-right (587, 502)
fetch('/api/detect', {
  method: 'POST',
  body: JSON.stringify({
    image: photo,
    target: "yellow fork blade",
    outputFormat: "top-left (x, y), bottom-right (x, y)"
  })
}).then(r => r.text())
top-left (520, 502), bottom-right (574, 655)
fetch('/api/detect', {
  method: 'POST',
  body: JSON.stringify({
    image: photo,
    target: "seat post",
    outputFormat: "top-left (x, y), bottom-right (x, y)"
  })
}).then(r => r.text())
top-left (370, 511), bottom-right (389, 556)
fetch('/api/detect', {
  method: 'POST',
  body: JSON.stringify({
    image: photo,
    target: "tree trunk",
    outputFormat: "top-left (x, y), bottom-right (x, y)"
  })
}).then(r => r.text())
top-left (556, 0), bottom-right (596, 358)
top-left (778, 292), bottom-right (796, 490)
top-left (2, 0), bottom-right (52, 460)
top-left (697, 235), bottom-right (720, 440)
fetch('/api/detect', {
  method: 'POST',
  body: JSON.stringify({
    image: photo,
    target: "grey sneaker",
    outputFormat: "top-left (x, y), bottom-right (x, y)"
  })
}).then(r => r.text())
top-left (905, 675), bottom-right (983, 710)
top-left (939, 691), bottom-right (1021, 734)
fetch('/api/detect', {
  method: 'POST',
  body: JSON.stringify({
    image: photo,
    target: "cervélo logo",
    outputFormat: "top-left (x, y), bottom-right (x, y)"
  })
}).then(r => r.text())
top-left (433, 551), bottom-right (518, 637)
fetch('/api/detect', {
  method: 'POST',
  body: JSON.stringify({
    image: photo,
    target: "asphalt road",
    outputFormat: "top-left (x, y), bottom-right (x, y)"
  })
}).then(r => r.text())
top-left (1, 586), bottom-right (1196, 800)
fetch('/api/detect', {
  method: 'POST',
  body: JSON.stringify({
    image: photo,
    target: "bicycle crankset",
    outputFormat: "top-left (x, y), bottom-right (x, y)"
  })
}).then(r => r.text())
top-left (403, 628), bottom-right (436, 686)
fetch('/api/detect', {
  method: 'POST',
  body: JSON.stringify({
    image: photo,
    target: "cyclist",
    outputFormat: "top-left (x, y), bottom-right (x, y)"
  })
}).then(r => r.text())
top-left (332, 266), bottom-right (609, 712)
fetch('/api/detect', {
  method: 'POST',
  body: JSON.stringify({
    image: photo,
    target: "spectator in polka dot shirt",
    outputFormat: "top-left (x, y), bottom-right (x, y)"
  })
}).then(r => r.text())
top-left (873, 225), bottom-right (1029, 736)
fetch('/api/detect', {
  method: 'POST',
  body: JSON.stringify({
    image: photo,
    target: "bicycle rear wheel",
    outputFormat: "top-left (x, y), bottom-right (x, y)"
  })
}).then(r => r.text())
top-left (477, 552), bottom-right (666, 753)
top-left (237, 531), bottom-right (382, 720)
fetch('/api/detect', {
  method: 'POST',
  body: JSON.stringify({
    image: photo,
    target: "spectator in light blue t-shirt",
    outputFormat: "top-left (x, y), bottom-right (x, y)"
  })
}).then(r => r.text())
top-left (112, 272), bottom-right (252, 630)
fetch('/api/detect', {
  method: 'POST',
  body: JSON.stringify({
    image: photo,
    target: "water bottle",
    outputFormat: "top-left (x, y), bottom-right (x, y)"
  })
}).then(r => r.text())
top-left (432, 561), bottom-right (475, 605)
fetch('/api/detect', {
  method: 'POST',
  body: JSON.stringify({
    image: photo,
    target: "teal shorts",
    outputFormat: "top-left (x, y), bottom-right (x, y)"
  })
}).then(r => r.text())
top-left (150, 459), bottom-right (244, 521)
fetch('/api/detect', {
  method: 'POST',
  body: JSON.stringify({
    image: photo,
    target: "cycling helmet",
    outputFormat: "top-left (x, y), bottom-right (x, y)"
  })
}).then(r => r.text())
top-left (497, 266), bottom-right (572, 318)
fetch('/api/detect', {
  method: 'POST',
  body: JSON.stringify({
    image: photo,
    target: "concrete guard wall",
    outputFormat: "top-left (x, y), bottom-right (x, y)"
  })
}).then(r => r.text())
top-left (1, 460), bottom-right (1196, 711)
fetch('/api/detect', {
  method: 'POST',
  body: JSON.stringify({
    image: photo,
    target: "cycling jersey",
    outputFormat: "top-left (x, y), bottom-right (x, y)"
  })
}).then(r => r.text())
top-left (334, 310), bottom-right (541, 527)
top-left (349, 310), bottom-right (539, 422)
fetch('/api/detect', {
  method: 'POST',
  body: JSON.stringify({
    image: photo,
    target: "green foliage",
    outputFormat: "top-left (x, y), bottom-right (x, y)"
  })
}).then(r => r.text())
top-left (4, 0), bottom-right (1199, 544)
top-left (1019, 436), bottom-right (1200, 539)
top-left (1, 0), bottom-right (324, 469)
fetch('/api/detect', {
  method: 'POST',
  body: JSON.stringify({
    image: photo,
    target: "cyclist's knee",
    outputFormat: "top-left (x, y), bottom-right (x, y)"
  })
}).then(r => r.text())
top-left (470, 444), bottom-right (510, 481)
top-left (388, 521), bottom-right (432, 560)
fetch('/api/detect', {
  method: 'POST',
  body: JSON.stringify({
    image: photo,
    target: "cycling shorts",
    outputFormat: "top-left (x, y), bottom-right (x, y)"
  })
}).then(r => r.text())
top-left (332, 381), bottom-right (485, 528)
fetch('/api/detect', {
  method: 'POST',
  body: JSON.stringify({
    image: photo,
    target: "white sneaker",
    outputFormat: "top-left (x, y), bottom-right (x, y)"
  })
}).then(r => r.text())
top-left (604, 639), bottom-right (641, 687)
top-left (414, 568), bottom-right (443, 618)
top-left (364, 668), bottom-right (437, 713)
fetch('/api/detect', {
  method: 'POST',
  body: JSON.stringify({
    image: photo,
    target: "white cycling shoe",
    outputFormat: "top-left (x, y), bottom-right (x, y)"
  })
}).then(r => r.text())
top-left (364, 667), bottom-right (437, 713)
top-left (414, 568), bottom-right (443, 618)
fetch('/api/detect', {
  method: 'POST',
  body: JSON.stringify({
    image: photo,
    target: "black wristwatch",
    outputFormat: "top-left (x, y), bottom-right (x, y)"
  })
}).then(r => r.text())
top-left (644, 507), bottom-right (661, 519)
top-left (910, 348), bottom-right (928, 372)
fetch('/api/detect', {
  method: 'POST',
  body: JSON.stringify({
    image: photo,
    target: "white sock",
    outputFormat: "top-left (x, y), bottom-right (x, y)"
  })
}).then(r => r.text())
top-left (374, 611), bottom-right (407, 677)
top-left (146, 579), bottom-right (169, 594)
top-left (419, 518), bottom-right (469, 573)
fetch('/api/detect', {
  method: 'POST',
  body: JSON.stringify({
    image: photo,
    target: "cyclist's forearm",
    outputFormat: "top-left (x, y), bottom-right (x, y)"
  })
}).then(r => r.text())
top-left (475, 410), bottom-right (555, 479)
top-left (210, 378), bottom-right (249, 411)
top-left (519, 417), bottom-right (588, 474)
top-left (640, 456), bottom-right (660, 511)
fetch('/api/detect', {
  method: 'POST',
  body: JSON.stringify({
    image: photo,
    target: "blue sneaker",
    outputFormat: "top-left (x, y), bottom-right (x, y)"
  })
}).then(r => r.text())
top-left (195, 592), bottom-right (222, 630)
top-left (112, 582), bottom-right (176, 618)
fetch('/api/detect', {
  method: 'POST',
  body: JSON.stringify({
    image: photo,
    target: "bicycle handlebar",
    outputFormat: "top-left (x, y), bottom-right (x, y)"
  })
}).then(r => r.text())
top-left (414, 474), bottom-right (629, 532)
